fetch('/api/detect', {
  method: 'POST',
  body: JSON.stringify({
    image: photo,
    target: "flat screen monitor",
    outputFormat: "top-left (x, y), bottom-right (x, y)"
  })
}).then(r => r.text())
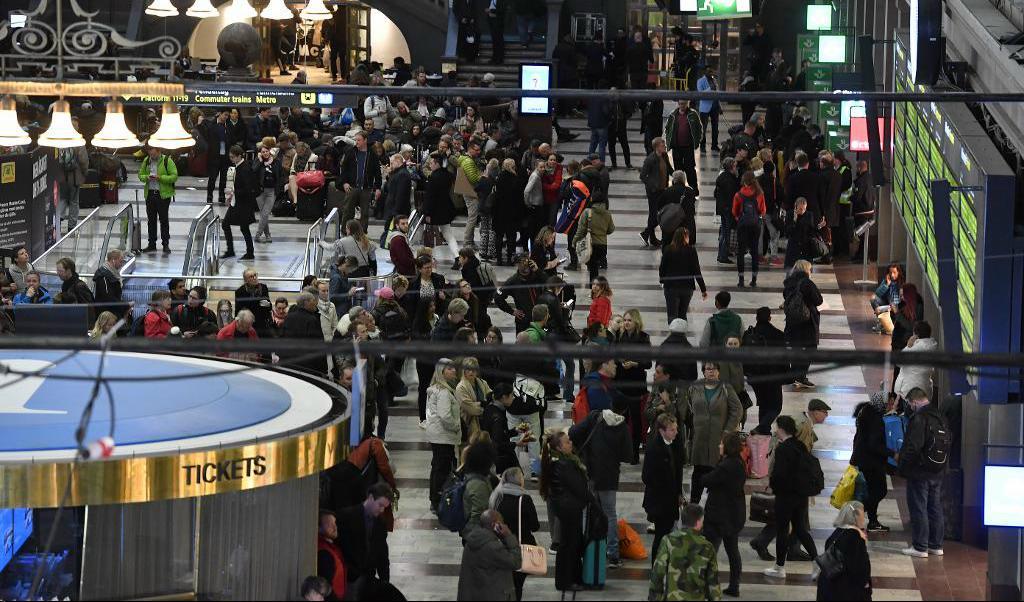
top-left (519, 64), bottom-right (551, 115)
top-left (850, 117), bottom-right (888, 151)
top-left (806, 5), bottom-right (833, 30)
top-left (984, 465), bottom-right (1024, 527)
top-left (818, 35), bottom-right (847, 63)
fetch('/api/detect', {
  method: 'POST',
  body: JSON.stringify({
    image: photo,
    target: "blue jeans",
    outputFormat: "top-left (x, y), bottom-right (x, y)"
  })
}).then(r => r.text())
top-left (588, 127), bottom-right (608, 164)
top-left (515, 15), bottom-right (535, 46)
top-left (596, 490), bottom-right (619, 561)
top-left (717, 218), bottom-right (734, 262)
top-left (906, 477), bottom-right (944, 552)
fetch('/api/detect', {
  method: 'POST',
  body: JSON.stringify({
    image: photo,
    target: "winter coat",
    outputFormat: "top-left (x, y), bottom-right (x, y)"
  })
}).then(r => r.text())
top-left (282, 306), bottom-right (329, 375)
top-left (494, 491), bottom-right (539, 546)
top-left (144, 309), bottom-right (172, 338)
top-left (714, 170), bottom-right (741, 219)
top-left (894, 337), bottom-right (938, 400)
top-left (423, 167), bottom-right (456, 226)
top-left (685, 382), bottom-right (742, 467)
top-left (482, 402), bottom-right (519, 474)
top-left (523, 168), bottom-right (544, 208)
top-left (456, 527), bottom-right (521, 602)
top-left (569, 409), bottom-right (633, 491)
top-left (492, 171), bottom-right (526, 232)
top-left (547, 454), bottom-right (591, 515)
top-left (816, 528), bottom-right (873, 601)
top-left (665, 107), bottom-right (703, 150)
top-left (640, 151), bottom-right (671, 195)
top-left (660, 333), bottom-right (699, 385)
top-left (92, 265), bottom-right (128, 317)
top-left (702, 455), bottom-right (747, 536)
top-left (456, 377), bottom-right (491, 440)
top-left (898, 401), bottom-right (948, 481)
top-left (382, 167), bottom-right (413, 221)
top-left (783, 270), bottom-right (823, 347)
top-left (426, 381), bottom-right (461, 446)
top-left (614, 329), bottom-right (652, 398)
top-left (462, 473), bottom-right (494, 536)
top-left (769, 437), bottom-right (807, 496)
top-left (340, 146), bottom-right (383, 191)
top-left (138, 153), bottom-right (179, 200)
top-left (850, 402), bottom-right (889, 473)
top-left (573, 204), bottom-right (615, 248)
top-left (660, 245), bottom-right (706, 293)
top-left (642, 432), bottom-right (685, 521)
top-left (58, 275), bottom-right (95, 306)
top-left (224, 160), bottom-right (257, 226)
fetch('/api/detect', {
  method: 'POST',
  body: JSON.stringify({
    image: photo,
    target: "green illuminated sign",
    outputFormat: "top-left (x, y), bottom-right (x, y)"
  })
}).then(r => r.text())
top-left (696, 0), bottom-right (753, 20)
top-left (797, 34), bottom-right (820, 66)
top-left (806, 5), bottom-right (833, 30)
top-left (818, 35), bottom-right (848, 63)
top-left (806, 63), bottom-right (833, 91)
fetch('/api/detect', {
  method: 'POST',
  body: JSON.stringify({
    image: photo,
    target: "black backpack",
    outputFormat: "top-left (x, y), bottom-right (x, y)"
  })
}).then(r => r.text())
top-left (737, 192), bottom-right (760, 228)
top-left (741, 326), bottom-right (767, 377)
top-left (921, 414), bottom-right (952, 474)
top-left (129, 310), bottom-right (150, 337)
top-left (795, 446), bottom-right (825, 497)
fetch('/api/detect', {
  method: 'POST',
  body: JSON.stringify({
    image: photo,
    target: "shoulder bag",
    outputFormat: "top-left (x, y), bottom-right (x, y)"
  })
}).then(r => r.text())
top-left (517, 496), bottom-right (548, 576)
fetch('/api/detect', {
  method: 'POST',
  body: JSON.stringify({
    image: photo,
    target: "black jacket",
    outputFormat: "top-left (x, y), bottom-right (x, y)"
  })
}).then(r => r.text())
top-left (340, 146), bottom-right (383, 191)
top-left (336, 503), bottom-right (390, 584)
top-left (492, 171), bottom-right (525, 232)
top-left (701, 455), bottom-right (747, 535)
top-left (59, 275), bottom-right (95, 306)
top-left (898, 402), bottom-right (948, 481)
top-left (642, 433), bottom-right (684, 521)
top-left (225, 160), bottom-right (258, 226)
top-left (641, 99), bottom-right (665, 137)
top-left (422, 167), bottom-right (456, 226)
top-left (493, 270), bottom-right (545, 327)
top-left (769, 437), bottom-right (807, 497)
top-left (660, 245), bottom-right (705, 293)
top-left (614, 329), bottom-right (652, 395)
top-left (482, 402), bottom-right (519, 474)
top-left (430, 314), bottom-right (464, 342)
top-left (287, 112), bottom-right (317, 142)
top-left (382, 167), bottom-right (413, 221)
top-left (660, 333), bottom-right (699, 384)
top-left (494, 491), bottom-right (539, 546)
top-left (568, 410), bottom-right (633, 491)
top-left (247, 115), bottom-right (281, 147)
top-left (547, 456), bottom-right (591, 515)
top-left (784, 168), bottom-right (821, 215)
top-left (851, 402), bottom-right (889, 473)
top-left (744, 321), bottom-right (789, 383)
top-left (817, 528), bottom-right (873, 601)
top-left (282, 306), bottom-right (328, 375)
top-left (640, 151), bottom-right (671, 195)
top-left (536, 288), bottom-right (576, 340)
top-left (226, 119), bottom-right (249, 151)
top-left (171, 303), bottom-right (219, 335)
top-left (783, 270), bottom-right (823, 347)
top-left (714, 170), bottom-right (740, 219)
top-left (786, 210), bottom-right (817, 264)
top-left (92, 265), bottom-right (129, 319)
top-left (235, 283), bottom-right (272, 336)
top-left (202, 120), bottom-right (229, 162)
top-left (817, 165), bottom-right (843, 225)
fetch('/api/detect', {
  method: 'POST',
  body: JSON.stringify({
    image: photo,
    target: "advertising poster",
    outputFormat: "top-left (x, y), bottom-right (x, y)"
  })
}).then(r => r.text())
top-left (0, 148), bottom-right (55, 259)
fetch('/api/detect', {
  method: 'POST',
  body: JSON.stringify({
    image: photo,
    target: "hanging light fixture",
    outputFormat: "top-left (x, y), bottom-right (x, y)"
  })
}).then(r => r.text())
top-left (260, 0), bottom-right (294, 19)
top-left (226, 0), bottom-right (258, 19)
top-left (0, 96), bottom-right (31, 147)
top-left (299, 0), bottom-right (332, 21)
top-left (38, 100), bottom-right (85, 148)
top-left (186, 0), bottom-right (220, 18)
top-left (92, 99), bottom-right (141, 149)
top-left (148, 102), bottom-right (195, 150)
top-left (145, 0), bottom-right (179, 17)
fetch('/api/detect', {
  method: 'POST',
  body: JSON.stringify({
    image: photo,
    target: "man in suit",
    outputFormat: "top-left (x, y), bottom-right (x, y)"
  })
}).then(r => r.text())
top-left (203, 110), bottom-right (230, 205)
top-left (337, 482), bottom-right (395, 587)
top-left (221, 145), bottom-right (257, 260)
top-left (247, 107), bottom-right (281, 150)
top-left (784, 152), bottom-right (821, 220)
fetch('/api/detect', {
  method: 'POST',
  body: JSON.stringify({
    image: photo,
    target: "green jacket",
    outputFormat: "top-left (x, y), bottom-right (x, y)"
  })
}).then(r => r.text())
top-left (138, 154), bottom-right (179, 200)
top-left (461, 473), bottom-right (493, 536)
top-left (699, 309), bottom-right (743, 348)
top-left (649, 528), bottom-right (722, 601)
top-left (664, 108), bottom-right (703, 150)
top-left (525, 322), bottom-right (547, 343)
top-left (455, 153), bottom-right (481, 185)
top-left (573, 204), bottom-right (616, 247)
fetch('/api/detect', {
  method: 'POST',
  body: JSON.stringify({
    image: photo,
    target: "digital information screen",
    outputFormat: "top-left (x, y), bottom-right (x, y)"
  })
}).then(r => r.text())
top-left (818, 35), bottom-right (847, 63)
top-left (893, 38), bottom-right (978, 351)
top-left (806, 5), bottom-right (833, 30)
top-left (519, 64), bottom-right (551, 115)
top-left (0, 508), bottom-right (32, 574)
top-left (984, 466), bottom-right (1024, 527)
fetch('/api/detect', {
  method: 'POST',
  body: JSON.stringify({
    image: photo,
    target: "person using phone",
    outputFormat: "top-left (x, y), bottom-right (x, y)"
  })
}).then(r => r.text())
top-left (530, 226), bottom-right (560, 278)
top-left (457, 509), bottom-right (521, 601)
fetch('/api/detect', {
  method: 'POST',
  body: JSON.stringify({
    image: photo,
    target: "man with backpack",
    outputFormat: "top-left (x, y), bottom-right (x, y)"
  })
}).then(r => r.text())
top-left (139, 145), bottom-right (179, 254)
top-left (55, 137), bottom-right (89, 232)
top-left (699, 291), bottom-right (743, 348)
top-left (764, 415), bottom-right (820, 579)
top-left (899, 387), bottom-right (950, 558)
top-left (731, 171), bottom-right (767, 288)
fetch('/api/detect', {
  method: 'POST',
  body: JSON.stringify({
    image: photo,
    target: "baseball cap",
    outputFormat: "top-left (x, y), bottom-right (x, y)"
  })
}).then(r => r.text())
top-left (807, 399), bottom-right (832, 412)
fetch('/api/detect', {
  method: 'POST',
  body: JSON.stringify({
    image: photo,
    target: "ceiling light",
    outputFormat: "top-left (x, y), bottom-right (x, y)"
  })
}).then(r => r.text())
top-left (300, 0), bottom-right (332, 21)
top-left (145, 0), bottom-right (179, 17)
top-left (186, 0), bottom-right (220, 18)
top-left (92, 99), bottom-right (141, 149)
top-left (226, 0), bottom-right (258, 19)
top-left (0, 96), bottom-right (31, 147)
top-left (148, 102), bottom-right (195, 150)
top-left (261, 0), bottom-right (294, 19)
top-left (38, 100), bottom-right (85, 148)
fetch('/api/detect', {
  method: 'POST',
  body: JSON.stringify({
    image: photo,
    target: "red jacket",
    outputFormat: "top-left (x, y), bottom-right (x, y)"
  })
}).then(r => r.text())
top-left (388, 232), bottom-right (416, 277)
top-left (317, 535), bottom-right (347, 599)
top-left (144, 310), bottom-right (171, 339)
top-left (347, 436), bottom-right (399, 531)
top-left (541, 163), bottom-right (563, 205)
top-left (731, 185), bottom-right (766, 221)
top-left (216, 321), bottom-right (260, 341)
top-left (588, 295), bottom-right (612, 328)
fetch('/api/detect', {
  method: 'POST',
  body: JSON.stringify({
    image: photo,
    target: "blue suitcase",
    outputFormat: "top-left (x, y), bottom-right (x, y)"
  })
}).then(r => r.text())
top-left (884, 414), bottom-right (908, 467)
top-left (582, 538), bottom-right (606, 589)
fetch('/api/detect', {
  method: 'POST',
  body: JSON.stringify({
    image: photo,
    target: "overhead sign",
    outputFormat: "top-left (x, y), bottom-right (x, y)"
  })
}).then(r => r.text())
top-left (697, 0), bottom-right (752, 20)
top-left (806, 5), bottom-right (833, 30)
top-left (818, 34), bottom-right (848, 63)
top-left (850, 116), bottom-right (888, 151)
top-left (122, 87), bottom-right (358, 109)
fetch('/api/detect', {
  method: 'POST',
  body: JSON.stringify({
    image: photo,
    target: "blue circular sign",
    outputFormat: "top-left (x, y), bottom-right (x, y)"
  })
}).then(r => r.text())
top-left (0, 351), bottom-right (295, 452)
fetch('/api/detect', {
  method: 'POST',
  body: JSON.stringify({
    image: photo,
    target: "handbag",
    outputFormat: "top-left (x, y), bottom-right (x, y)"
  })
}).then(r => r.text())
top-left (575, 230), bottom-right (592, 266)
top-left (815, 541), bottom-right (846, 580)
top-left (749, 491), bottom-right (775, 523)
top-left (295, 169), bottom-right (326, 194)
top-left (517, 497), bottom-right (548, 576)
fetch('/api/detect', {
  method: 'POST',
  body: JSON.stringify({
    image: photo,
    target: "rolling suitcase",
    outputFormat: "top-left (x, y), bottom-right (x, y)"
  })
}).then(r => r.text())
top-left (582, 538), bottom-right (606, 589)
top-left (79, 169), bottom-right (101, 208)
top-left (296, 188), bottom-right (326, 221)
top-left (884, 414), bottom-right (908, 467)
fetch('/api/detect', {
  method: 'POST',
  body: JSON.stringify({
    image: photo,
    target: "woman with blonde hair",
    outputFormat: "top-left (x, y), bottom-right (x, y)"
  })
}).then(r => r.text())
top-left (455, 357), bottom-right (492, 443)
top-left (817, 501), bottom-right (872, 601)
top-left (426, 358), bottom-right (461, 513)
top-left (614, 308), bottom-right (652, 462)
top-left (89, 311), bottom-right (119, 338)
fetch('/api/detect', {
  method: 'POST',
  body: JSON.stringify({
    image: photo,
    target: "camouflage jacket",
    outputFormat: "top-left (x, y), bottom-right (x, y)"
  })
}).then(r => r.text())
top-left (649, 528), bottom-right (721, 601)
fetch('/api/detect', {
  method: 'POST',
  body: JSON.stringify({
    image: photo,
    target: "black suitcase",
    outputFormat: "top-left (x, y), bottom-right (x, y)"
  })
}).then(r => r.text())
top-left (79, 169), bottom-right (101, 209)
top-left (296, 187), bottom-right (326, 221)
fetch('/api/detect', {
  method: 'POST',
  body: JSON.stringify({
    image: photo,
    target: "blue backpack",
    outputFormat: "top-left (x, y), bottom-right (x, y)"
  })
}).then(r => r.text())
top-left (437, 473), bottom-right (478, 532)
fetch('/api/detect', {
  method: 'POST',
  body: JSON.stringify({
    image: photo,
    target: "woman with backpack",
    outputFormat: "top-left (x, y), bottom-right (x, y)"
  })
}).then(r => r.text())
top-left (539, 429), bottom-right (590, 594)
top-left (426, 358), bottom-right (461, 514)
top-left (783, 260), bottom-right (823, 390)
top-left (731, 170), bottom-right (767, 288)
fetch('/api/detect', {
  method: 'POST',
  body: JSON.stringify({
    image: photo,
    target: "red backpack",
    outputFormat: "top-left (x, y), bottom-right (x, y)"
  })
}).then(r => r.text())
top-left (571, 388), bottom-right (591, 424)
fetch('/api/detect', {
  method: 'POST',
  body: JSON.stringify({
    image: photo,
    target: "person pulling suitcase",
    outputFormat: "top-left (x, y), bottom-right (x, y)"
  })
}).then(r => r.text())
top-left (221, 145), bottom-right (257, 261)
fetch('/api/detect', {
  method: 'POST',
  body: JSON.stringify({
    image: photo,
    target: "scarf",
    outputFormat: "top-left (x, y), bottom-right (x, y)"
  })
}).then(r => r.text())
top-left (318, 298), bottom-right (333, 316)
top-left (271, 306), bottom-right (287, 327)
top-left (553, 449), bottom-right (588, 479)
top-left (488, 478), bottom-right (527, 510)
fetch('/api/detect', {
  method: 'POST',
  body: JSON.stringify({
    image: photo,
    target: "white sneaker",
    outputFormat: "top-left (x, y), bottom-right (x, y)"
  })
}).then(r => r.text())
top-left (764, 566), bottom-right (786, 579)
top-left (418, 420), bottom-right (427, 430)
top-left (928, 548), bottom-right (944, 556)
top-left (901, 547), bottom-right (929, 558)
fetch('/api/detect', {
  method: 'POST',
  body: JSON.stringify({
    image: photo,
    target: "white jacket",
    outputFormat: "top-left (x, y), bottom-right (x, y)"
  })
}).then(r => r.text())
top-left (426, 383), bottom-right (461, 446)
top-left (363, 95), bottom-right (392, 130)
top-left (894, 337), bottom-right (939, 400)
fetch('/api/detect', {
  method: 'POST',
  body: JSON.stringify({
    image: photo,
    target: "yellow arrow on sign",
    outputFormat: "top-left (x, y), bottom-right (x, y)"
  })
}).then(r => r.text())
top-left (122, 95), bottom-right (132, 101)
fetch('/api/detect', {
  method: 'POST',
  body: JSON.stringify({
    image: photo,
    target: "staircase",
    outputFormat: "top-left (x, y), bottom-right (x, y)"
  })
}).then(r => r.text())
top-left (456, 42), bottom-right (547, 87)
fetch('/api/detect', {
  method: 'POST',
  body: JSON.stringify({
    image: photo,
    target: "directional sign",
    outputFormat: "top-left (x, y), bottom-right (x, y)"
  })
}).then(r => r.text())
top-left (697, 0), bottom-right (753, 20)
top-left (797, 34), bottom-right (820, 66)
top-left (820, 102), bottom-right (841, 124)
top-left (121, 87), bottom-right (358, 109)
top-left (806, 63), bottom-right (833, 91)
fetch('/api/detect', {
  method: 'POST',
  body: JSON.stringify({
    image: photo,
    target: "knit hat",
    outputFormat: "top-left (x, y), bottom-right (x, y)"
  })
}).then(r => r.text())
top-left (483, 73), bottom-right (495, 83)
top-left (668, 318), bottom-right (688, 334)
top-left (375, 286), bottom-right (395, 300)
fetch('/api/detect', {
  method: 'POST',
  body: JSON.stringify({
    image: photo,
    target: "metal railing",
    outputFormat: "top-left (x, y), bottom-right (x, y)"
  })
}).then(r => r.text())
top-left (35, 207), bottom-right (106, 288)
top-left (407, 209), bottom-right (424, 246)
top-left (301, 216), bottom-right (326, 279)
top-left (301, 208), bottom-right (341, 280)
top-left (182, 205), bottom-right (220, 277)
top-left (98, 204), bottom-right (137, 272)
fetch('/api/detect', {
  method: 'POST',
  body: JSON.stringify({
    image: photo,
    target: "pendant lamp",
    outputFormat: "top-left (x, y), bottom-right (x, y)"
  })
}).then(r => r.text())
top-left (0, 96), bottom-right (31, 147)
top-left (148, 103), bottom-right (195, 150)
top-left (92, 100), bottom-right (141, 149)
top-left (226, 0), bottom-right (258, 19)
top-left (145, 0), bottom-right (179, 17)
top-left (260, 0), bottom-right (294, 19)
top-left (38, 100), bottom-right (85, 148)
top-left (300, 0), bottom-right (332, 21)
top-left (186, 0), bottom-right (220, 18)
